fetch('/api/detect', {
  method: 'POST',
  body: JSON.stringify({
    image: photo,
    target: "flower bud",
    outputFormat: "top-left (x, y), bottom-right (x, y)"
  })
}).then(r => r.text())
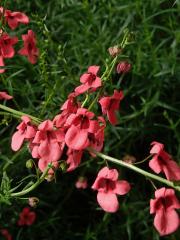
top-left (26, 159), bottom-right (33, 169)
top-left (75, 176), bottom-right (88, 189)
top-left (59, 161), bottom-right (67, 172)
top-left (116, 61), bottom-right (131, 73)
top-left (28, 197), bottom-right (39, 208)
top-left (122, 154), bottom-right (136, 164)
top-left (108, 45), bottom-right (122, 57)
top-left (45, 173), bottom-right (54, 182)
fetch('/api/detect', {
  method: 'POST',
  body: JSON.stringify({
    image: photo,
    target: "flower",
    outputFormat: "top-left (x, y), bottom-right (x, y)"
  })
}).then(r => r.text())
top-left (99, 90), bottom-right (124, 125)
top-left (150, 187), bottom-right (180, 236)
top-left (11, 115), bottom-right (36, 151)
top-left (18, 30), bottom-right (39, 64)
top-left (0, 91), bottom-right (13, 100)
top-left (18, 207), bottom-right (36, 226)
top-left (0, 32), bottom-right (18, 73)
top-left (92, 167), bottom-right (130, 212)
top-left (0, 229), bottom-right (12, 240)
top-left (88, 116), bottom-right (106, 154)
top-left (4, 9), bottom-right (29, 30)
top-left (65, 108), bottom-right (94, 150)
top-left (75, 176), bottom-right (88, 189)
top-left (149, 141), bottom-right (180, 181)
top-left (75, 65), bottom-right (102, 95)
top-left (116, 61), bottom-right (131, 73)
top-left (31, 120), bottom-right (65, 173)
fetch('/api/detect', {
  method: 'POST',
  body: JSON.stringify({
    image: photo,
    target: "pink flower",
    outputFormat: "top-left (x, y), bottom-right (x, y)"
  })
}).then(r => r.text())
top-left (0, 32), bottom-right (18, 73)
top-left (4, 9), bottom-right (29, 30)
top-left (31, 120), bottom-right (65, 173)
top-left (0, 91), bottom-right (13, 100)
top-left (116, 61), bottom-right (131, 73)
top-left (0, 32), bottom-right (18, 58)
top-left (66, 148), bottom-right (83, 171)
top-left (18, 30), bottom-right (39, 64)
top-left (92, 167), bottom-right (131, 213)
top-left (149, 141), bottom-right (180, 181)
top-left (150, 187), bottom-right (180, 236)
top-left (75, 177), bottom-right (88, 189)
top-left (75, 65), bottom-right (102, 95)
top-left (53, 93), bottom-right (79, 128)
top-left (65, 108), bottom-right (94, 150)
top-left (99, 90), bottom-right (124, 125)
top-left (0, 229), bottom-right (12, 240)
top-left (11, 115), bottom-right (36, 151)
top-left (18, 207), bottom-right (36, 226)
top-left (88, 116), bottom-right (106, 154)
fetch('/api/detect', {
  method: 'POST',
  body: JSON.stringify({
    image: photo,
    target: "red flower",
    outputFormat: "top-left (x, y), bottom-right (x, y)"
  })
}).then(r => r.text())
top-left (65, 108), bottom-right (94, 150)
top-left (0, 32), bottom-right (18, 73)
top-left (11, 116), bottom-right (36, 151)
top-left (31, 120), bottom-right (65, 173)
top-left (18, 207), bottom-right (36, 226)
top-left (4, 9), bottom-right (29, 30)
top-left (0, 229), bottom-right (12, 240)
top-left (92, 167), bottom-right (130, 212)
top-left (99, 90), bottom-right (124, 125)
top-left (53, 93), bottom-right (79, 128)
top-left (18, 30), bottom-right (39, 64)
top-left (75, 66), bottom-right (102, 95)
top-left (0, 91), bottom-right (13, 100)
top-left (150, 187), bottom-right (180, 236)
top-left (149, 141), bottom-right (180, 181)
top-left (88, 116), bottom-right (106, 154)
top-left (116, 61), bottom-right (131, 73)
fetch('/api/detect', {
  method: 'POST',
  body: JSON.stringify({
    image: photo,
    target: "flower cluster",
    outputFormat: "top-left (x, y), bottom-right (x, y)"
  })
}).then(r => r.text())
top-left (0, 6), bottom-right (39, 73)
top-left (11, 65), bottom-right (125, 175)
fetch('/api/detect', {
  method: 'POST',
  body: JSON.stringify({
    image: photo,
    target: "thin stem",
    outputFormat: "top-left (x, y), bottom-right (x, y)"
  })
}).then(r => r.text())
top-left (0, 104), bottom-right (41, 124)
top-left (89, 148), bottom-right (180, 192)
top-left (10, 164), bottom-right (52, 197)
top-left (81, 94), bottom-right (89, 107)
top-left (134, 154), bottom-right (152, 165)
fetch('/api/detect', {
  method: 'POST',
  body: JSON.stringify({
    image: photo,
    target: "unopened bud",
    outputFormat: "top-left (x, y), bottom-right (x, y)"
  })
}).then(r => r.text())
top-left (26, 159), bottom-right (33, 169)
top-left (45, 173), bottom-right (54, 182)
top-left (28, 197), bottom-right (39, 208)
top-left (108, 45), bottom-right (122, 57)
top-left (116, 61), bottom-right (131, 73)
top-left (123, 154), bottom-right (136, 164)
top-left (59, 161), bottom-right (67, 172)
top-left (75, 177), bottom-right (88, 189)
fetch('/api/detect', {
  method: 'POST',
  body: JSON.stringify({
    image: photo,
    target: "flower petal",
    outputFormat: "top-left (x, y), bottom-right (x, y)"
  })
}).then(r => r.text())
top-left (114, 180), bottom-right (131, 195)
top-left (65, 125), bottom-right (89, 150)
top-left (11, 131), bottom-right (25, 151)
top-left (154, 208), bottom-right (180, 236)
top-left (97, 192), bottom-right (119, 213)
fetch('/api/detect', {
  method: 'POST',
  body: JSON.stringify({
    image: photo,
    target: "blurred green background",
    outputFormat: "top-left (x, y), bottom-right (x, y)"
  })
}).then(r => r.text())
top-left (0, 0), bottom-right (180, 239)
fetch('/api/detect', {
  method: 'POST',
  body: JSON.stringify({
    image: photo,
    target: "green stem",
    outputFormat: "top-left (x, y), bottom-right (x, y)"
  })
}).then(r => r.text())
top-left (10, 164), bottom-right (52, 197)
top-left (81, 94), bottom-right (89, 107)
top-left (88, 56), bottom-right (118, 111)
top-left (90, 149), bottom-right (180, 192)
top-left (0, 104), bottom-right (41, 124)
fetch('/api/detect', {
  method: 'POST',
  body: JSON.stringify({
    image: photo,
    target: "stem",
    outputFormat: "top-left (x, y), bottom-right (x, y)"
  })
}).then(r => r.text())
top-left (90, 149), bottom-right (180, 192)
top-left (10, 164), bottom-right (51, 197)
top-left (0, 104), bottom-right (41, 124)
